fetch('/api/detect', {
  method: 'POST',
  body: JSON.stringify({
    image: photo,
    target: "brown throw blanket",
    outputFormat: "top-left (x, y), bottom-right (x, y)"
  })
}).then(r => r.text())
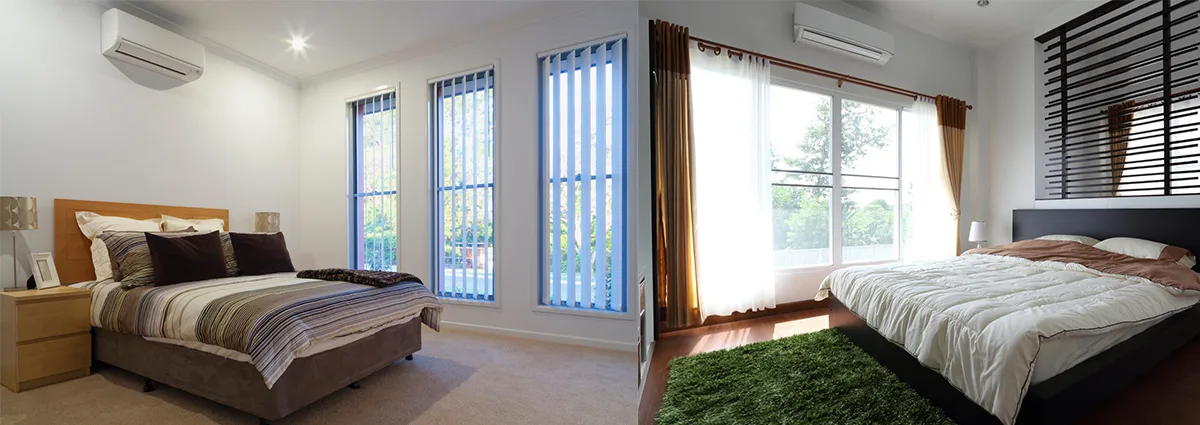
top-left (967, 239), bottom-right (1200, 292)
top-left (297, 268), bottom-right (423, 287)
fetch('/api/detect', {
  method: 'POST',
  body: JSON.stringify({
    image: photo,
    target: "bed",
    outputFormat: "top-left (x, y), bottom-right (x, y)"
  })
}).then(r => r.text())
top-left (54, 199), bottom-right (441, 424)
top-left (820, 208), bottom-right (1200, 425)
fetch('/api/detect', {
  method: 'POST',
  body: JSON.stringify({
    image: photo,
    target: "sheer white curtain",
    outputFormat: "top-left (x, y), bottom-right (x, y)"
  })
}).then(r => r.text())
top-left (691, 46), bottom-right (775, 320)
top-left (902, 97), bottom-right (956, 260)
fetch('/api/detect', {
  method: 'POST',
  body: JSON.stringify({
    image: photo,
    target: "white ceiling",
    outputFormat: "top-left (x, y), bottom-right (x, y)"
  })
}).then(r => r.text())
top-left (114, 0), bottom-right (1103, 84)
top-left (122, 0), bottom-right (558, 81)
top-left (848, 0), bottom-right (1096, 49)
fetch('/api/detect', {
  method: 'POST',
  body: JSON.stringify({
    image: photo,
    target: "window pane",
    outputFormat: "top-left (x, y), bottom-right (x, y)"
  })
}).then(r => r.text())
top-left (540, 39), bottom-right (626, 312)
top-left (771, 85), bottom-right (833, 269)
top-left (772, 186), bottom-right (831, 268)
top-left (841, 189), bottom-right (897, 263)
top-left (432, 70), bottom-right (495, 301)
top-left (841, 99), bottom-right (898, 177)
top-left (771, 86), bottom-right (831, 173)
top-left (349, 93), bottom-right (397, 271)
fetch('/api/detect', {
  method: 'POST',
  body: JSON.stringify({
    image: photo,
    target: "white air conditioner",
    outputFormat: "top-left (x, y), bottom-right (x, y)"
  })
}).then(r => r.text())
top-left (794, 3), bottom-right (894, 65)
top-left (101, 9), bottom-right (205, 82)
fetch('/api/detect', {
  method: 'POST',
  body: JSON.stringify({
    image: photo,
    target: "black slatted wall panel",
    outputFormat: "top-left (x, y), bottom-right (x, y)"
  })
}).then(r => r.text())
top-left (1036, 0), bottom-right (1200, 199)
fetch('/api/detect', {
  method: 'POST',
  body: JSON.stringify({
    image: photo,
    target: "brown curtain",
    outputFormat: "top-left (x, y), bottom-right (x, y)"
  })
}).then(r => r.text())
top-left (651, 20), bottom-right (701, 330)
top-left (1106, 101), bottom-right (1136, 195)
top-left (935, 95), bottom-right (967, 254)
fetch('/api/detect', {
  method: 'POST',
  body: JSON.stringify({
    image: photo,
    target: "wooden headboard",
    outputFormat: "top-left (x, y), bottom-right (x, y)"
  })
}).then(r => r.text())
top-left (54, 199), bottom-right (229, 284)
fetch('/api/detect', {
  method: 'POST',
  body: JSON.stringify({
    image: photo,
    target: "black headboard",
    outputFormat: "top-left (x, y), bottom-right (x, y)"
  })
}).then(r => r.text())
top-left (1013, 209), bottom-right (1200, 254)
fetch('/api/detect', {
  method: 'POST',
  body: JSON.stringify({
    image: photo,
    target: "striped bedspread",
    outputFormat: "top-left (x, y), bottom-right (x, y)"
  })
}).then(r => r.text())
top-left (77, 273), bottom-right (442, 388)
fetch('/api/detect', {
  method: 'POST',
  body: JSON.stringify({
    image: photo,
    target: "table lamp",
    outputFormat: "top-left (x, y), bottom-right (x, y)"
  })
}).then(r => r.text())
top-left (255, 212), bottom-right (280, 233)
top-left (1, 197), bottom-right (38, 291)
top-left (968, 221), bottom-right (987, 249)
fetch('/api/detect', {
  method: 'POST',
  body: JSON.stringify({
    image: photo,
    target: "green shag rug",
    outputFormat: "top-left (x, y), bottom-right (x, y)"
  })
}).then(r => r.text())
top-left (656, 328), bottom-right (955, 425)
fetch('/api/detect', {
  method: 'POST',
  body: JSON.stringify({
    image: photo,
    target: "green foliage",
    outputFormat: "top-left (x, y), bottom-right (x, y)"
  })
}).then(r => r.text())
top-left (773, 97), bottom-right (897, 251)
top-left (656, 329), bottom-right (955, 425)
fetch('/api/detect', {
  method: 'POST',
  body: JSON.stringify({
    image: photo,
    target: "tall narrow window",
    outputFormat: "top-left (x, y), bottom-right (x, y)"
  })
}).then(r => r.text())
top-left (349, 91), bottom-right (398, 270)
top-left (431, 68), bottom-right (495, 301)
top-left (538, 36), bottom-right (627, 312)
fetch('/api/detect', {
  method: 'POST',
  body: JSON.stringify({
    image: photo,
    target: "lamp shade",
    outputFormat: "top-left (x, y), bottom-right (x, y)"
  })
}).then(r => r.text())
top-left (0, 197), bottom-right (37, 231)
top-left (255, 212), bottom-right (280, 233)
top-left (968, 221), bottom-right (987, 243)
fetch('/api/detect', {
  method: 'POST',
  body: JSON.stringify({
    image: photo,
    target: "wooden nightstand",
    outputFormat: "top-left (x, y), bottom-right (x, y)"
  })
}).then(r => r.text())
top-left (0, 287), bottom-right (92, 392)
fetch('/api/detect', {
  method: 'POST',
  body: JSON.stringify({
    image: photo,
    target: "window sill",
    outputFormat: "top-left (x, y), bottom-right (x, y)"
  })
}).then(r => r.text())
top-left (440, 297), bottom-right (500, 309)
top-left (532, 305), bottom-right (635, 321)
top-left (774, 259), bottom-right (902, 276)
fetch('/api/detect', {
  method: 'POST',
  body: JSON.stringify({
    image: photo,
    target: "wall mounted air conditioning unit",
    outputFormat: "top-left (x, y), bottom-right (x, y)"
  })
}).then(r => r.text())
top-left (794, 2), bottom-right (894, 65)
top-left (101, 9), bottom-right (205, 82)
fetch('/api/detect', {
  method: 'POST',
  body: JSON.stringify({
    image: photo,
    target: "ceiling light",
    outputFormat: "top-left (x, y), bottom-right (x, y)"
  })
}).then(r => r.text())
top-left (977, 0), bottom-right (989, 7)
top-left (288, 35), bottom-right (307, 51)
top-left (374, 85), bottom-right (390, 90)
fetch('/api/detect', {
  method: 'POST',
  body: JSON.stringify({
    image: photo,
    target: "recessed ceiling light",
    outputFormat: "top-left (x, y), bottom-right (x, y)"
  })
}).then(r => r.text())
top-left (288, 35), bottom-right (307, 51)
top-left (374, 85), bottom-right (390, 90)
top-left (977, 0), bottom-right (989, 6)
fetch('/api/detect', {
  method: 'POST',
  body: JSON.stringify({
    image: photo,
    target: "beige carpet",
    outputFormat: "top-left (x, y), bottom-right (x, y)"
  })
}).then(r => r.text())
top-left (0, 328), bottom-right (636, 425)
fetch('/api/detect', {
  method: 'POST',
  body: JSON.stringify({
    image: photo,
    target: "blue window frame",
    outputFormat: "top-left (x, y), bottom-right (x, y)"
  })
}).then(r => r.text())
top-left (430, 68), bottom-right (496, 301)
top-left (538, 36), bottom-right (628, 312)
top-left (349, 91), bottom-right (397, 270)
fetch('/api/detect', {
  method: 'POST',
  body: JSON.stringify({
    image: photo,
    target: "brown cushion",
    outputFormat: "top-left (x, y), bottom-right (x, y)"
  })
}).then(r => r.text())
top-left (229, 232), bottom-right (295, 276)
top-left (145, 231), bottom-right (227, 286)
top-left (99, 227), bottom-right (197, 288)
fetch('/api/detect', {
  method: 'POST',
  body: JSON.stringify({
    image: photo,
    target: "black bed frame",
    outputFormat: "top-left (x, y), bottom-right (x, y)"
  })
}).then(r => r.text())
top-left (830, 208), bottom-right (1200, 425)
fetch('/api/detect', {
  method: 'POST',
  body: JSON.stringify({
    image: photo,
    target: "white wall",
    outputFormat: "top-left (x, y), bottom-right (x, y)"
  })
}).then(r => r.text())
top-left (0, 0), bottom-right (303, 288)
top-left (977, 2), bottom-right (1200, 246)
top-left (639, 0), bottom-right (980, 303)
top-left (296, 2), bottom-right (640, 351)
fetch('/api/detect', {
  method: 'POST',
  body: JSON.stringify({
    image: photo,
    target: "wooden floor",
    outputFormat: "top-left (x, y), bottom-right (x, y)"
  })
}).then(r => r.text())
top-left (638, 306), bottom-right (1200, 425)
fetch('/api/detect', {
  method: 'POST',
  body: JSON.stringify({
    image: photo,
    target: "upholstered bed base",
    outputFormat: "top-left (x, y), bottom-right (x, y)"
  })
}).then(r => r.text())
top-left (93, 319), bottom-right (422, 422)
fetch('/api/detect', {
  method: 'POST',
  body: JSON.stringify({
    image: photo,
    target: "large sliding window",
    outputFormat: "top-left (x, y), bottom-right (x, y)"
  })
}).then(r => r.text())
top-left (430, 68), bottom-right (495, 301)
top-left (538, 36), bottom-right (627, 312)
top-left (770, 83), bottom-right (901, 270)
top-left (349, 91), bottom-right (398, 271)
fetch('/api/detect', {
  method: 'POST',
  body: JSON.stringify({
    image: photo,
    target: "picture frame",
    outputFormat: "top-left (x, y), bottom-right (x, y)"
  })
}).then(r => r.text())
top-left (29, 252), bottom-right (60, 290)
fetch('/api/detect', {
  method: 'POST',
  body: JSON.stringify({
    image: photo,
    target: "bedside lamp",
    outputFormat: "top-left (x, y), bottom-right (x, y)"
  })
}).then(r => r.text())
top-left (1, 197), bottom-right (38, 291)
top-left (968, 221), bottom-right (987, 249)
top-left (255, 212), bottom-right (280, 233)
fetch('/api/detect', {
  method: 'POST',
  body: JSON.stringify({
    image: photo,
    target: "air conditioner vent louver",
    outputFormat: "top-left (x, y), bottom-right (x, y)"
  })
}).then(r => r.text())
top-left (113, 40), bottom-right (193, 76)
top-left (101, 9), bottom-right (205, 83)
top-left (794, 3), bottom-right (894, 65)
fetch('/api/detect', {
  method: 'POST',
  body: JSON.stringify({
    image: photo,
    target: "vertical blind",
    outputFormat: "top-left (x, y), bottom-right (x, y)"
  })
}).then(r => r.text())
top-left (431, 68), bottom-right (496, 301)
top-left (1036, 0), bottom-right (1200, 198)
top-left (349, 91), bottom-right (398, 271)
top-left (539, 36), bottom-right (627, 312)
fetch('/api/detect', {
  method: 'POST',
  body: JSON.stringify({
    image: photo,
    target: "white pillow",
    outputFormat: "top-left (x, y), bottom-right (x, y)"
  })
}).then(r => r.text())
top-left (161, 214), bottom-right (224, 232)
top-left (90, 238), bottom-right (113, 281)
top-left (1036, 234), bottom-right (1100, 246)
top-left (1094, 237), bottom-right (1197, 268)
top-left (75, 211), bottom-right (162, 240)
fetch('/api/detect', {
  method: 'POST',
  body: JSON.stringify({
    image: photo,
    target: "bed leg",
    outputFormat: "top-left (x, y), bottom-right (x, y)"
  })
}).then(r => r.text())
top-left (348, 381), bottom-right (361, 390)
top-left (142, 378), bottom-right (156, 393)
top-left (405, 354), bottom-right (414, 361)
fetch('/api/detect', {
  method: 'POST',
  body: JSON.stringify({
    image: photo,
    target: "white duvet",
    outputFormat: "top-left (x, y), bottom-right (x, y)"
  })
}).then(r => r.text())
top-left (815, 253), bottom-right (1200, 425)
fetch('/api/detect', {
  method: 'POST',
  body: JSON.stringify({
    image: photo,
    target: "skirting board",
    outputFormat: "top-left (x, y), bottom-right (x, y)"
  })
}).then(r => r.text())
top-left (439, 321), bottom-right (637, 352)
top-left (638, 340), bottom-right (655, 400)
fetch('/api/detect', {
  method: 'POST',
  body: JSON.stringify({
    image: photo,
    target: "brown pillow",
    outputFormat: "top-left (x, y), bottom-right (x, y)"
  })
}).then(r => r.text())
top-left (229, 232), bottom-right (295, 276)
top-left (145, 231), bottom-right (227, 286)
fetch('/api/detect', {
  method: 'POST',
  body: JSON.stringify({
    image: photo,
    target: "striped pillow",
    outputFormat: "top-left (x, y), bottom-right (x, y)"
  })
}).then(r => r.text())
top-left (219, 232), bottom-right (241, 277)
top-left (99, 228), bottom-right (197, 288)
